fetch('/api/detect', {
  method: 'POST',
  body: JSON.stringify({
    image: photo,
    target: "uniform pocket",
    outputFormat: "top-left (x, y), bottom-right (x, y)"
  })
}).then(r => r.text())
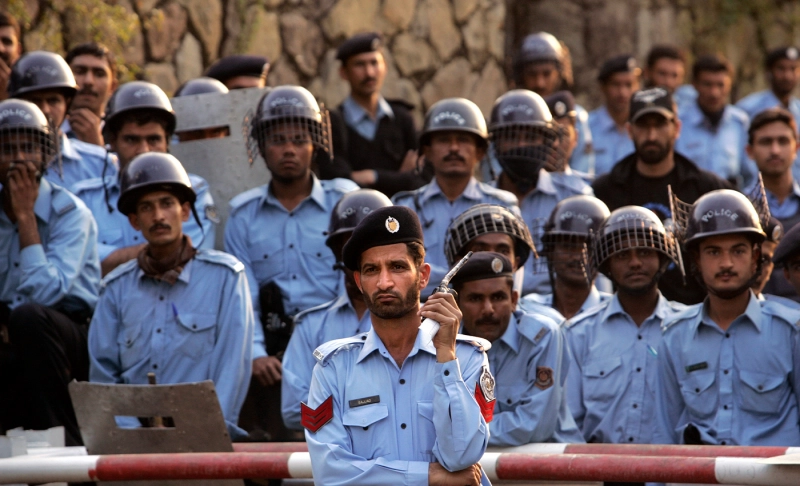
top-left (583, 356), bottom-right (624, 403)
top-left (98, 228), bottom-right (124, 247)
top-left (175, 313), bottom-right (216, 358)
top-left (680, 370), bottom-right (717, 418)
top-left (739, 369), bottom-right (787, 414)
top-left (343, 404), bottom-right (390, 458)
top-left (247, 236), bottom-right (285, 284)
top-left (415, 401), bottom-right (435, 454)
top-left (117, 323), bottom-right (143, 370)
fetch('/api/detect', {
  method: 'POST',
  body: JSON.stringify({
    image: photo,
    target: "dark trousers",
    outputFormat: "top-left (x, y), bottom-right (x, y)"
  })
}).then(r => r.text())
top-left (0, 303), bottom-right (89, 446)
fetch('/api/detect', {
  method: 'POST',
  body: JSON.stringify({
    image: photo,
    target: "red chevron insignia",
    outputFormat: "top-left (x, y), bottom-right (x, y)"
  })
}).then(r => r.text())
top-left (475, 383), bottom-right (494, 423)
top-left (301, 395), bottom-right (334, 433)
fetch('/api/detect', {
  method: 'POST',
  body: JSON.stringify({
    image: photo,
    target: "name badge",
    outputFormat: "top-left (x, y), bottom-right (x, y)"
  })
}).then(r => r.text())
top-left (349, 395), bottom-right (380, 408)
top-left (685, 362), bottom-right (708, 373)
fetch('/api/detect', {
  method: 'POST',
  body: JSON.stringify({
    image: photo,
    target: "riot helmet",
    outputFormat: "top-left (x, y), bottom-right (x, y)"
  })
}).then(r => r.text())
top-left (419, 97), bottom-right (488, 149)
top-left (681, 190), bottom-right (766, 250)
top-left (245, 85), bottom-right (332, 165)
top-left (174, 77), bottom-right (230, 97)
top-left (103, 81), bottom-right (176, 140)
top-left (593, 205), bottom-right (682, 280)
top-left (117, 152), bottom-right (196, 216)
top-left (0, 99), bottom-right (59, 172)
top-left (513, 32), bottom-right (572, 89)
top-left (489, 89), bottom-right (565, 185)
top-left (326, 189), bottom-right (393, 251)
top-left (8, 51), bottom-right (78, 100)
top-left (445, 204), bottom-right (535, 269)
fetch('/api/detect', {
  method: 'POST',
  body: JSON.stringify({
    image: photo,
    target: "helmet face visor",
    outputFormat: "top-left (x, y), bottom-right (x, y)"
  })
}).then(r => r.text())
top-left (445, 204), bottom-right (535, 268)
top-left (490, 124), bottom-right (565, 180)
top-left (244, 105), bottom-right (332, 166)
top-left (0, 124), bottom-right (58, 174)
top-left (593, 217), bottom-right (682, 278)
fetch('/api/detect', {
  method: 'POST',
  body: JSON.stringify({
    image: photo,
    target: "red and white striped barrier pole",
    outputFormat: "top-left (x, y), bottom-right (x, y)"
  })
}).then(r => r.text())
top-left (2, 452), bottom-right (800, 484)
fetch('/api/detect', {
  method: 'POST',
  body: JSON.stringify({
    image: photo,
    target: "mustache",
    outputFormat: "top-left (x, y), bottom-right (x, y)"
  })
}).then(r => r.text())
top-left (360, 77), bottom-right (376, 86)
top-left (715, 271), bottom-right (738, 278)
top-left (444, 153), bottom-right (465, 162)
top-left (475, 315), bottom-right (501, 327)
top-left (149, 223), bottom-right (171, 232)
top-left (371, 290), bottom-right (402, 301)
top-left (77, 88), bottom-right (98, 96)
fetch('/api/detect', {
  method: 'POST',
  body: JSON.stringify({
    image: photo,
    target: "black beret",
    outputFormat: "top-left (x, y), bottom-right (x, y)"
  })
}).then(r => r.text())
top-left (772, 221), bottom-right (800, 266)
top-left (336, 32), bottom-right (383, 63)
top-left (598, 54), bottom-right (639, 83)
top-left (766, 46), bottom-right (799, 69)
top-left (544, 90), bottom-right (576, 119)
top-left (342, 206), bottom-right (424, 271)
top-left (450, 252), bottom-right (513, 289)
top-left (204, 55), bottom-right (269, 82)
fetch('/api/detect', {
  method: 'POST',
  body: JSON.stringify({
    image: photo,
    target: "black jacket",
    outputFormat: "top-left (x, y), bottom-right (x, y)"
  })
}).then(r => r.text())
top-left (320, 99), bottom-right (431, 197)
top-left (592, 152), bottom-right (733, 305)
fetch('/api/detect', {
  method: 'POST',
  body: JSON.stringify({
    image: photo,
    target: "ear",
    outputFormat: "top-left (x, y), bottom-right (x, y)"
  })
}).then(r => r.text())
top-left (511, 289), bottom-right (519, 308)
top-left (129, 212), bottom-right (141, 231)
top-left (354, 270), bottom-right (363, 293)
top-left (338, 65), bottom-right (348, 81)
top-left (181, 201), bottom-right (191, 223)
top-left (673, 118), bottom-right (682, 139)
top-left (745, 143), bottom-right (754, 160)
top-left (419, 262), bottom-right (432, 290)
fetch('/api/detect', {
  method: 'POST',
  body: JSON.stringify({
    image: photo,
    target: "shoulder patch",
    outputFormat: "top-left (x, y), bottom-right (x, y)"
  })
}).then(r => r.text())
top-left (661, 303), bottom-right (702, 332)
top-left (563, 302), bottom-right (607, 330)
top-left (194, 249), bottom-right (245, 272)
top-left (101, 258), bottom-right (139, 288)
top-left (313, 334), bottom-right (367, 365)
top-left (456, 333), bottom-right (492, 352)
top-left (516, 311), bottom-right (559, 343)
top-left (322, 177), bottom-right (359, 194)
top-left (294, 298), bottom-right (337, 325)
top-left (50, 185), bottom-right (78, 215)
top-left (229, 186), bottom-right (266, 210)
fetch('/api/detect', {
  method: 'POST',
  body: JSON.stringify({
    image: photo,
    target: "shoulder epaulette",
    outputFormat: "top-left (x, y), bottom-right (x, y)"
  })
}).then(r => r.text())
top-left (313, 333), bottom-right (368, 365)
top-left (761, 299), bottom-right (800, 328)
top-left (661, 304), bottom-right (702, 332)
top-left (321, 177), bottom-right (359, 194)
top-left (386, 98), bottom-right (415, 111)
top-left (294, 298), bottom-right (337, 325)
top-left (229, 186), bottom-right (265, 210)
top-left (194, 249), bottom-right (245, 272)
top-left (101, 258), bottom-right (139, 288)
top-left (563, 302), bottom-right (607, 329)
top-left (517, 312), bottom-right (559, 343)
top-left (552, 174), bottom-right (593, 196)
top-left (728, 106), bottom-right (749, 125)
top-left (480, 183), bottom-right (518, 205)
top-left (71, 176), bottom-right (112, 195)
top-left (188, 173), bottom-right (209, 191)
top-left (456, 333), bottom-right (492, 352)
top-left (50, 185), bottom-right (78, 216)
top-left (72, 139), bottom-right (108, 158)
top-left (390, 188), bottom-right (419, 204)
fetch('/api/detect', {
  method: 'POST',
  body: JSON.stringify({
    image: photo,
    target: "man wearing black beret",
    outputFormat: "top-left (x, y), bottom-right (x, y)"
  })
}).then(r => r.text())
top-left (303, 206), bottom-right (492, 485)
top-left (451, 252), bottom-right (583, 446)
top-left (204, 55), bottom-right (269, 90)
top-left (772, 221), bottom-right (800, 301)
top-left (321, 32), bottom-right (426, 197)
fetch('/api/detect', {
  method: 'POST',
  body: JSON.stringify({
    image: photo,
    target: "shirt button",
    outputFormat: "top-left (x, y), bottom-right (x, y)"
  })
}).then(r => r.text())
top-left (317, 252), bottom-right (322, 257)
top-left (599, 371), bottom-right (605, 376)
top-left (695, 388), bottom-right (700, 393)
top-left (153, 364), bottom-right (158, 369)
top-left (361, 335), bottom-right (366, 340)
top-left (263, 254), bottom-right (268, 259)
top-left (289, 213), bottom-right (294, 217)
top-left (134, 236), bottom-right (139, 240)
top-left (632, 404), bottom-right (638, 409)
top-left (725, 333), bottom-right (730, 338)
top-left (289, 244), bottom-right (294, 249)
top-left (13, 262), bottom-right (18, 267)
top-left (636, 367), bottom-right (641, 372)
top-left (721, 441), bottom-right (727, 445)
top-left (628, 437), bottom-right (634, 442)
top-left (363, 426), bottom-right (368, 430)
top-left (399, 379), bottom-right (405, 384)
top-left (292, 275), bottom-right (297, 280)
top-left (724, 369), bottom-right (729, 374)
top-left (723, 405), bottom-right (728, 410)
top-left (444, 370), bottom-right (450, 376)
top-left (507, 399), bottom-right (512, 404)
top-left (758, 385), bottom-right (764, 391)
top-left (156, 329), bottom-right (161, 333)
top-left (159, 296), bottom-right (164, 301)
top-left (401, 423), bottom-right (406, 429)
top-left (637, 335), bottom-right (642, 340)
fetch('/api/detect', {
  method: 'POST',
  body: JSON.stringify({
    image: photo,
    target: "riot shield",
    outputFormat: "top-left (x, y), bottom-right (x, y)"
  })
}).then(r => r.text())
top-left (170, 87), bottom-right (270, 249)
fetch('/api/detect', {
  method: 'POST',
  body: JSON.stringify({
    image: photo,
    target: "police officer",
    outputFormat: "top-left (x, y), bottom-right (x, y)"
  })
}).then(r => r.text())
top-left (9, 50), bottom-right (110, 190)
top-left (172, 77), bottom-right (230, 143)
top-left (488, 89), bottom-right (589, 295)
top-left (224, 86), bottom-right (357, 438)
top-left (281, 189), bottom-right (390, 430)
top-left (743, 108), bottom-right (800, 302)
top-left (752, 217), bottom-right (794, 307)
top-left (0, 99), bottom-right (100, 445)
top-left (543, 90), bottom-right (594, 185)
top-left (565, 206), bottom-right (685, 448)
top-left (393, 97), bottom-right (518, 298)
top-left (324, 32), bottom-right (424, 197)
top-left (520, 195), bottom-right (612, 320)
top-left (451, 252), bottom-right (584, 446)
top-left (0, 11), bottom-right (22, 102)
top-left (72, 81), bottom-right (216, 276)
top-left (513, 32), bottom-right (594, 173)
top-left (305, 205), bottom-right (490, 485)
top-left (88, 152), bottom-right (253, 439)
top-left (655, 189), bottom-right (800, 446)
top-left (63, 42), bottom-right (118, 146)
top-left (204, 54), bottom-right (270, 90)
top-left (588, 55), bottom-right (640, 176)
top-left (737, 47), bottom-right (800, 137)
top-left (644, 44), bottom-right (694, 108)
top-left (773, 221), bottom-right (800, 298)
top-left (675, 54), bottom-right (754, 187)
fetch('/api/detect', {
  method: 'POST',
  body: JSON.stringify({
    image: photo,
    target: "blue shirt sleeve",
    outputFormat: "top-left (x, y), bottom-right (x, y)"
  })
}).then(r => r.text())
top-left (185, 177), bottom-right (216, 250)
top-left (88, 282), bottom-right (123, 384)
top-left (654, 336), bottom-right (684, 444)
top-left (281, 318), bottom-right (317, 430)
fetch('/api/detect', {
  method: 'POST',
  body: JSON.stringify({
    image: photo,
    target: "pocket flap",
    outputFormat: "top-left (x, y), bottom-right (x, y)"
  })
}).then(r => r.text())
top-left (417, 401), bottom-right (433, 421)
top-left (739, 369), bottom-right (784, 393)
top-left (684, 370), bottom-right (716, 395)
top-left (584, 356), bottom-right (622, 378)
top-left (342, 404), bottom-right (389, 428)
top-left (117, 324), bottom-right (142, 347)
top-left (177, 313), bottom-right (216, 332)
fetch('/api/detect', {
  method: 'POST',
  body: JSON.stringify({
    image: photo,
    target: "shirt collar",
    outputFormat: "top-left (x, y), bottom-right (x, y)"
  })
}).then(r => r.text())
top-left (522, 168), bottom-right (557, 199)
top-left (33, 178), bottom-right (53, 221)
top-left (595, 106), bottom-right (621, 133)
top-left (60, 133), bottom-right (78, 161)
top-left (342, 96), bottom-right (394, 126)
top-left (357, 326), bottom-right (435, 364)
top-left (602, 291), bottom-right (670, 326)
top-left (266, 174), bottom-right (326, 210)
top-left (683, 102), bottom-right (735, 127)
top-left (698, 290), bottom-right (762, 333)
top-left (582, 286), bottom-right (604, 310)
top-left (329, 291), bottom-right (355, 313)
top-left (497, 312), bottom-right (521, 354)
top-left (419, 177), bottom-right (482, 205)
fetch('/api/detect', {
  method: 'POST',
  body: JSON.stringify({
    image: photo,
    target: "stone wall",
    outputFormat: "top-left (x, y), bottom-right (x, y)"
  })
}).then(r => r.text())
top-left (9, 0), bottom-right (800, 120)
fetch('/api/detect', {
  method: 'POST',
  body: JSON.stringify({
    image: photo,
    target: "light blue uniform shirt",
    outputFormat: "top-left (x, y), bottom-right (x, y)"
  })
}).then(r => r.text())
top-left (73, 174), bottom-right (216, 261)
top-left (305, 330), bottom-right (492, 485)
top-left (570, 104), bottom-right (595, 174)
top-left (675, 102), bottom-right (755, 186)
top-left (655, 293), bottom-right (800, 446)
top-left (341, 95), bottom-right (394, 141)
top-left (737, 90), bottom-right (800, 180)
top-left (44, 134), bottom-right (118, 192)
top-left (565, 292), bottom-right (685, 443)
top-left (0, 178), bottom-right (100, 311)
top-left (281, 290), bottom-right (372, 430)
top-left (519, 286), bottom-right (612, 322)
top-left (744, 178), bottom-right (800, 221)
top-left (484, 310), bottom-right (584, 446)
top-left (674, 84), bottom-right (698, 110)
top-left (225, 176), bottom-right (358, 358)
top-left (393, 177), bottom-right (519, 298)
top-left (588, 105), bottom-right (634, 176)
top-left (88, 251), bottom-right (254, 438)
